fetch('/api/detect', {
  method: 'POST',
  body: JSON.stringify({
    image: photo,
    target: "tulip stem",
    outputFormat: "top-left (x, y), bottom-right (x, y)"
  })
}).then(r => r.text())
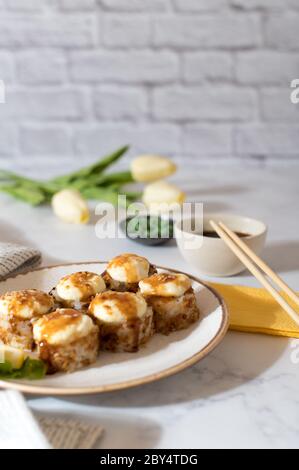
top-left (0, 146), bottom-right (138, 206)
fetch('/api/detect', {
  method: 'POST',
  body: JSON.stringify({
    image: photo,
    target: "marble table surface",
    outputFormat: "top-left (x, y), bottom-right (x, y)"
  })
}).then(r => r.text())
top-left (1, 163), bottom-right (299, 449)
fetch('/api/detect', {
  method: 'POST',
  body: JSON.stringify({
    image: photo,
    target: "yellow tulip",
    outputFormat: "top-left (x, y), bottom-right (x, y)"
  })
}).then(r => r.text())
top-left (131, 155), bottom-right (177, 182)
top-left (142, 180), bottom-right (185, 213)
top-left (52, 189), bottom-right (90, 224)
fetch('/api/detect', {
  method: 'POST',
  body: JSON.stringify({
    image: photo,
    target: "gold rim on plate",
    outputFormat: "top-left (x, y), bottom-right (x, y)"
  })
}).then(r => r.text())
top-left (0, 262), bottom-right (229, 396)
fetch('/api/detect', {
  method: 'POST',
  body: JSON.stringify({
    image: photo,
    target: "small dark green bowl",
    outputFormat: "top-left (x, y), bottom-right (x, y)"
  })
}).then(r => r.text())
top-left (120, 215), bottom-right (174, 246)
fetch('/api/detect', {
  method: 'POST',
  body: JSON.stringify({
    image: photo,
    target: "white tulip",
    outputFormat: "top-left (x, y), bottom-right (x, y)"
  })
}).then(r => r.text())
top-left (131, 155), bottom-right (177, 182)
top-left (52, 189), bottom-right (90, 224)
top-left (142, 181), bottom-right (185, 213)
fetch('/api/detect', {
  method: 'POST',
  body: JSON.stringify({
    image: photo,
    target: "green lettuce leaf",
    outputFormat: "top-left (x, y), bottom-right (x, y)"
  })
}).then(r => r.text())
top-left (0, 357), bottom-right (47, 380)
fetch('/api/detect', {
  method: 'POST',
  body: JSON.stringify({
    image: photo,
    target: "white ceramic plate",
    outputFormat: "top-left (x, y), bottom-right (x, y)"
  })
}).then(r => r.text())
top-left (0, 262), bottom-right (229, 395)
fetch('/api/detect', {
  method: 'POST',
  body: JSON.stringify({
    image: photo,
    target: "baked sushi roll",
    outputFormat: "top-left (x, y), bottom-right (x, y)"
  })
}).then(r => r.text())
top-left (139, 273), bottom-right (200, 335)
top-left (0, 289), bottom-right (54, 351)
top-left (50, 271), bottom-right (106, 311)
top-left (103, 253), bottom-right (156, 293)
top-left (33, 308), bottom-right (99, 374)
top-left (89, 291), bottom-right (153, 352)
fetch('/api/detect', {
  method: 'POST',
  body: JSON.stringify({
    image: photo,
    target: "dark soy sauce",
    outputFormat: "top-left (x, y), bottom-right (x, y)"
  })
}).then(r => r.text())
top-left (203, 230), bottom-right (250, 238)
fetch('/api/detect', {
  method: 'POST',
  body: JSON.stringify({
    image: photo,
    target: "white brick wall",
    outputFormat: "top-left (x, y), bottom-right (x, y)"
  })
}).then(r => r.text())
top-left (236, 51), bottom-right (299, 85)
top-left (261, 88), bottom-right (299, 122)
top-left (153, 14), bottom-right (262, 49)
top-left (70, 50), bottom-right (179, 83)
top-left (20, 125), bottom-right (72, 156)
top-left (183, 52), bottom-right (233, 83)
top-left (0, 89), bottom-right (87, 120)
top-left (16, 51), bottom-right (67, 85)
top-left (0, 125), bottom-right (18, 157)
top-left (0, 0), bottom-right (297, 169)
top-left (74, 123), bottom-right (181, 156)
top-left (153, 86), bottom-right (258, 121)
top-left (265, 14), bottom-right (299, 50)
top-left (235, 124), bottom-right (299, 156)
top-left (103, 15), bottom-right (151, 47)
top-left (0, 53), bottom-right (14, 83)
top-left (94, 86), bottom-right (148, 119)
top-left (97, 0), bottom-right (168, 12)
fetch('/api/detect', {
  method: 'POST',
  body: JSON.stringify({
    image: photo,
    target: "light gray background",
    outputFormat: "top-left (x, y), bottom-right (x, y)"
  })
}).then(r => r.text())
top-left (0, 0), bottom-right (298, 173)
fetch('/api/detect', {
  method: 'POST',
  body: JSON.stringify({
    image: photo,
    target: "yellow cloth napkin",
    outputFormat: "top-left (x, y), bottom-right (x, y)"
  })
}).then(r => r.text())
top-left (211, 282), bottom-right (299, 338)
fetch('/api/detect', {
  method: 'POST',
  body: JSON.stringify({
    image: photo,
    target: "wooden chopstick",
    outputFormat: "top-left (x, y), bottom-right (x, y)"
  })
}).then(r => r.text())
top-left (209, 219), bottom-right (299, 327)
top-left (218, 221), bottom-right (299, 309)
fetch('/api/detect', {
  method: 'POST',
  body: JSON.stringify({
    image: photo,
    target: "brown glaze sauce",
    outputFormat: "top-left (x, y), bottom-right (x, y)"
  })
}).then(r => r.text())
top-left (60, 272), bottom-right (101, 301)
top-left (145, 273), bottom-right (178, 287)
top-left (36, 309), bottom-right (82, 340)
top-left (0, 289), bottom-right (53, 318)
top-left (107, 253), bottom-right (149, 283)
top-left (91, 291), bottom-right (139, 321)
top-left (140, 273), bottom-right (191, 298)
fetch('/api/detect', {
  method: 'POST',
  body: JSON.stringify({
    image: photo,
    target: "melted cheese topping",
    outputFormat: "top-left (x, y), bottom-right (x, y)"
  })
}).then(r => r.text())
top-left (106, 253), bottom-right (150, 283)
top-left (139, 273), bottom-right (191, 297)
top-left (33, 308), bottom-right (95, 346)
top-left (56, 272), bottom-right (105, 302)
top-left (0, 289), bottom-right (54, 319)
top-left (89, 291), bottom-right (147, 324)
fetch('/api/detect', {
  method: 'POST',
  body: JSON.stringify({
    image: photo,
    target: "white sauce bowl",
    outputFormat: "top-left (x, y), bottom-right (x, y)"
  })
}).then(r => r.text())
top-left (174, 213), bottom-right (267, 277)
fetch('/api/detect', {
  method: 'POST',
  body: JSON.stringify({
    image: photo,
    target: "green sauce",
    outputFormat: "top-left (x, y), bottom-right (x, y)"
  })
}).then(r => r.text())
top-left (126, 215), bottom-right (174, 240)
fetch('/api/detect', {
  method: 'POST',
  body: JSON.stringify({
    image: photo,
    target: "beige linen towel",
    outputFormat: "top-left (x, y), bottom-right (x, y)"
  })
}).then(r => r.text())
top-left (0, 242), bottom-right (41, 279)
top-left (37, 416), bottom-right (104, 449)
top-left (0, 390), bottom-right (103, 449)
